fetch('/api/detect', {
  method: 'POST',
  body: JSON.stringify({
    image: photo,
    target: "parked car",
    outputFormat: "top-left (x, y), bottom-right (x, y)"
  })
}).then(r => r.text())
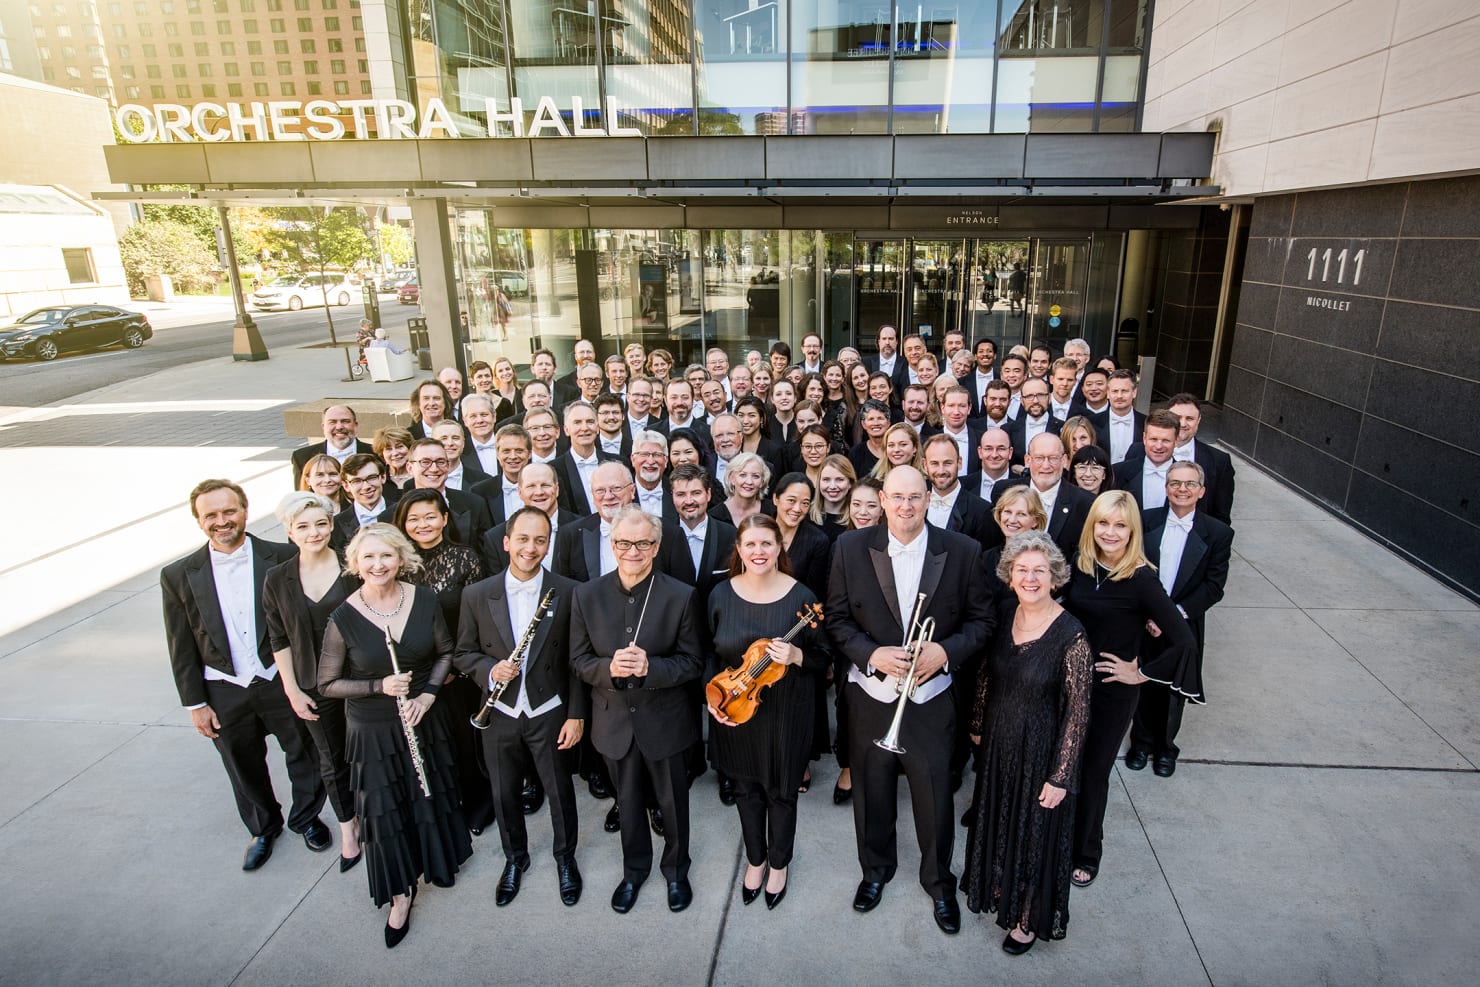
top-left (0, 305), bottom-right (152, 361)
top-left (397, 277), bottom-right (420, 305)
top-left (491, 269), bottom-right (529, 297)
top-left (249, 272), bottom-right (356, 311)
top-left (380, 271), bottom-right (416, 293)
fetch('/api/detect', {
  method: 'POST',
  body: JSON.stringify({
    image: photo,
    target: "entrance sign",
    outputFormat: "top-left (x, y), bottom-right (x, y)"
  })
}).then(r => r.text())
top-left (114, 96), bottom-right (642, 144)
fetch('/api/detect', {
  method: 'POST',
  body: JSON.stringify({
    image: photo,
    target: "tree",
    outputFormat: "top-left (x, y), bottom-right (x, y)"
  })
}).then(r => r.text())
top-left (118, 219), bottom-right (219, 297)
top-left (261, 206), bottom-right (376, 343)
top-left (378, 222), bottom-right (415, 269)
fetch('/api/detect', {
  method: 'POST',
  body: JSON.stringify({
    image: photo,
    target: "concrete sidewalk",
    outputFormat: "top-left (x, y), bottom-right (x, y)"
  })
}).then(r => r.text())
top-left (0, 342), bottom-right (1477, 985)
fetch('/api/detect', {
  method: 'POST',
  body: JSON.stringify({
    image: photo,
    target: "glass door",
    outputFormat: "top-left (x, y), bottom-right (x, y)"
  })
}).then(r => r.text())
top-left (964, 239), bottom-right (1033, 353)
top-left (1027, 238), bottom-right (1091, 351)
top-left (854, 238), bottom-right (907, 354)
top-left (906, 238), bottom-right (970, 344)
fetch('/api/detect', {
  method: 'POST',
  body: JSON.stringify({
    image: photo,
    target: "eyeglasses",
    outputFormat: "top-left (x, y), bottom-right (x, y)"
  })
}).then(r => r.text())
top-left (885, 493), bottom-right (926, 505)
top-left (1073, 464), bottom-right (1105, 474)
top-left (592, 483), bottom-right (633, 497)
top-left (1166, 479), bottom-right (1203, 490)
top-left (411, 458), bottom-right (449, 469)
top-left (631, 451), bottom-right (666, 460)
top-left (613, 539), bottom-right (657, 552)
top-left (346, 475), bottom-right (384, 487)
top-left (1027, 454), bottom-right (1061, 465)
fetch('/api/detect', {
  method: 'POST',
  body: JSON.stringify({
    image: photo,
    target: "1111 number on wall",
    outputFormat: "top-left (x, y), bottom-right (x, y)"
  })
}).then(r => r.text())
top-left (1306, 247), bottom-right (1366, 286)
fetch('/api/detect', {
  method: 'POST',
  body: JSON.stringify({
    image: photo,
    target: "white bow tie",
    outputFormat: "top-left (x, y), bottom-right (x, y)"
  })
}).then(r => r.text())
top-left (211, 546), bottom-right (249, 569)
top-left (889, 540), bottom-right (924, 558)
top-left (508, 581), bottom-right (539, 597)
top-left (1166, 515), bottom-right (1193, 532)
top-left (474, 441), bottom-right (497, 453)
top-left (930, 495), bottom-right (952, 510)
top-left (1148, 463), bottom-right (1169, 477)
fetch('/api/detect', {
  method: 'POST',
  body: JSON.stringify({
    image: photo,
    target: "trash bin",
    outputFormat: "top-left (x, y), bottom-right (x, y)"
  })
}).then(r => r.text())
top-left (407, 316), bottom-right (431, 371)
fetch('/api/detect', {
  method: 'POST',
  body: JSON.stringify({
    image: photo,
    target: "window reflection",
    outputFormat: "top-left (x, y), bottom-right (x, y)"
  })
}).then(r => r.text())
top-left (695, 0), bottom-right (787, 134)
top-left (999, 0), bottom-right (1104, 52)
top-left (791, 1), bottom-right (890, 134)
top-left (892, 3), bottom-right (994, 134)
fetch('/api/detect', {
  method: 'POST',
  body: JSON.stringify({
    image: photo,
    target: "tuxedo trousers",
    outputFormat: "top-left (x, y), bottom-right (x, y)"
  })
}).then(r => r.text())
top-left (205, 676), bottom-right (325, 837)
top-left (847, 682), bottom-right (957, 899)
top-left (301, 692), bottom-right (354, 823)
top-left (605, 741), bottom-right (690, 884)
top-left (479, 706), bottom-right (578, 867)
top-left (1130, 683), bottom-right (1187, 759)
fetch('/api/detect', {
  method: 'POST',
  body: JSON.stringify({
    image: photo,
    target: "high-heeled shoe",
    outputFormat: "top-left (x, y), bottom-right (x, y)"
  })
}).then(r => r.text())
top-left (339, 851), bottom-right (362, 873)
top-left (384, 887), bottom-right (416, 949)
top-left (1001, 928), bottom-right (1036, 955)
top-left (764, 870), bottom-right (788, 910)
top-left (832, 782), bottom-right (852, 805)
top-left (741, 865), bottom-right (766, 906)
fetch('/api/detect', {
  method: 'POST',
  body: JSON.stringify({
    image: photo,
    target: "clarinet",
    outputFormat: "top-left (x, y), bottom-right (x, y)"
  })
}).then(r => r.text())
top-left (383, 627), bottom-right (432, 799)
top-left (471, 589), bottom-right (556, 730)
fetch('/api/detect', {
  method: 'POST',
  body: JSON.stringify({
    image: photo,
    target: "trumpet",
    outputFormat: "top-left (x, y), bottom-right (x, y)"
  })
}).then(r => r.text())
top-left (874, 592), bottom-right (936, 755)
top-left (470, 589), bottom-right (555, 730)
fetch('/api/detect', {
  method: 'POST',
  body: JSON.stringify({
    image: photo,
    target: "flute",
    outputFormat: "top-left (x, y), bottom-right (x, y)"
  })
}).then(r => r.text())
top-left (384, 627), bottom-right (432, 799)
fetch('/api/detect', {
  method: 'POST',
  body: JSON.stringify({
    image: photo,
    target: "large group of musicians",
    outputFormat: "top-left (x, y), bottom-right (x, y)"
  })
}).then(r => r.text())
top-left (162, 328), bottom-right (1233, 955)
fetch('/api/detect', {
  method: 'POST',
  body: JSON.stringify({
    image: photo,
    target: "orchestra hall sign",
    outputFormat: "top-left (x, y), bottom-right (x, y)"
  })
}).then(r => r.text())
top-left (114, 96), bottom-right (639, 143)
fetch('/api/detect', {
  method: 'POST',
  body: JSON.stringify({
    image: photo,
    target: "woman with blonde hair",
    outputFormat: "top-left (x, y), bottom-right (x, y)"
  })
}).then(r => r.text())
top-left (1058, 416), bottom-right (1098, 460)
top-left (299, 453), bottom-right (349, 510)
top-left (869, 422), bottom-right (922, 480)
top-left (812, 454), bottom-right (857, 535)
top-left (712, 451), bottom-right (772, 527)
top-left (1060, 491), bottom-right (1197, 890)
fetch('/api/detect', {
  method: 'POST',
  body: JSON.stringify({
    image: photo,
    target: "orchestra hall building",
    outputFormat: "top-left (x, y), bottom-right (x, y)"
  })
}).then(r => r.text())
top-left (102, 1), bottom-right (1479, 595)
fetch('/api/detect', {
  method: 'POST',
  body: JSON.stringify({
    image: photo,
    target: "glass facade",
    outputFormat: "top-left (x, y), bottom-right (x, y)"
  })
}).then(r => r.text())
top-left (409, 0), bottom-right (1149, 135)
top-left (453, 214), bottom-right (1125, 372)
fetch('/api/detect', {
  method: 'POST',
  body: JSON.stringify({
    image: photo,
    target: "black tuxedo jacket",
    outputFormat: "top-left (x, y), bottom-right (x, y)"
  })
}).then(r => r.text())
top-left (290, 440), bottom-right (373, 483)
top-left (962, 468), bottom-right (1013, 507)
top-left (552, 448), bottom-right (622, 515)
top-left (331, 488), bottom-right (403, 554)
top-left (865, 354), bottom-right (911, 397)
top-left (656, 518), bottom-right (737, 607)
top-left (450, 463), bottom-right (492, 495)
top-left (570, 571), bottom-right (705, 760)
top-left (262, 561), bottom-right (359, 691)
top-left (633, 484), bottom-right (679, 526)
top-left (1113, 452), bottom-right (1170, 510)
top-left (936, 422), bottom-right (987, 474)
top-left (452, 568), bottom-right (586, 719)
top-left (466, 472), bottom-right (512, 526)
top-left (554, 513), bottom-right (604, 583)
top-left (961, 371), bottom-right (996, 418)
top-left (824, 524), bottom-right (993, 679)
top-left (479, 509), bottom-right (580, 573)
top-left (1141, 507), bottom-right (1233, 653)
top-left (1131, 441), bottom-right (1234, 524)
top-left (936, 486), bottom-right (995, 551)
top-left (989, 476), bottom-right (1095, 558)
top-left (378, 486), bottom-right (491, 549)
top-left (1002, 413), bottom-right (1063, 464)
top-left (599, 432), bottom-right (633, 462)
top-left (160, 535), bottom-right (298, 708)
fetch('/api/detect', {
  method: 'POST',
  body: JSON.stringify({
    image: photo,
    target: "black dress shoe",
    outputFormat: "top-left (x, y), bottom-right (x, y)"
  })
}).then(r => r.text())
top-left (431, 875), bottom-right (455, 889)
top-left (832, 782), bottom-right (852, 805)
top-left (648, 808), bottom-right (665, 837)
top-left (1002, 930), bottom-right (1036, 955)
top-left (741, 884), bottom-right (762, 906)
top-left (469, 825), bottom-right (484, 837)
top-left (667, 878), bottom-right (693, 912)
top-left (384, 891), bottom-right (415, 949)
top-left (765, 884), bottom-right (787, 910)
top-left (300, 818), bottom-right (332, 853)
top-left (604, 805), bottom-right (621, 833)
top-left (852, 880), bottom-right (885, 912)
top-left (610, 879), bottom-right (642, 914)
top-left (588, 776), bottom-right (613, 800)
top-left (1124, 748), bottom-right (1149, 771)
top-left (495, 860), bottom-right (525, 906)
top-left (522, 779), bottom-right (545, 815)
top-left (242, 830), bottom-right (279, 871)
top-left (1153, 754), bottom-right (1177, 777)
top-left (557, 858), bottom-right (583, 906)
top-left (718, 775), bottom-right (736, 806)
top-left (933, 896), bottom-right (961, 934)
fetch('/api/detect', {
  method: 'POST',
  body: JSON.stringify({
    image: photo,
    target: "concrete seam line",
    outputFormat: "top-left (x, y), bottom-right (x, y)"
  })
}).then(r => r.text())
top-left (1179, 759), bottom-right (1479, 773)
top-left (0, 590), bottom-right (142, 663)
top-left (705, 837), bottom-right (747, 987)
top-left (0, 724), bottom-right (148, 833)
top-left (227, 851), bottom-right (339, 986)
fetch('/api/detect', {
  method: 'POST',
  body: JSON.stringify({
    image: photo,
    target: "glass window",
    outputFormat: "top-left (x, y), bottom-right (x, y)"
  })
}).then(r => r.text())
top-left (892, 2), bottom-right (996, 133)
top-left (274, 39), bottom-right (288, 52)
top-left (195, 41), bottom-right (209, 54)
top-left (507, 0), bottom-right (599, 134)
top-left (999, 0), bottom-right (1103, 52)
top-left (1107, 0), bottom-right (1146, 48)
top-left (225, 62), bottom-right (238, 75)
top-left (791, 2), bottom-right (891, 134)
top-left (281, 81), bottom-right (295, 94)
top-left (333, 79), bottom-right (348, 95)
top-left (694, 0), bottom-right (787, 135)
top-left (151, 84), bottom-right (166, 97)
top-left (307, 80), bottom-right (321, 94)
top-left (327, 37), bottom-right (341, 51)
top-left (126, 84), bottom-right (141, 97)
top-left (601, 1), bottom-right (695, 136)
top-left (228, 82), bottom-right (242, 95)
top-left (303, 59), bottom-right (317, 73)
top-left (222, 41), bottom-right (235, 54)
top-left (277, 59), bottom-right (290, 73)
top-left (203, 83), bottom-right (216, 95)
top-left (198, 62), bottom-right (212, 75)
top-left (176, 83), bottom-right (190, 96)
top-left (323, 15), bottom-right (337, 29)
top-left (296, 16), bottom-right (311, 30)
top-left (994, 56), bottom-right (1101, 132)
top-left (254, 81), bottom-right (269, 95)
top-left (300, 38), bottom-right (315, 52)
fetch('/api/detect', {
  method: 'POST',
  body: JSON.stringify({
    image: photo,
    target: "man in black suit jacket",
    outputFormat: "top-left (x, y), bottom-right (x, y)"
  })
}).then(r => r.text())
top-left (629, 429), bottom-right (680, 526)
top-left (556, 461), bottom-right (636, 583)
top-left (991, 433), bottom-right (1095, 558)
top-left (864, 324), bottom-right (911, 396)
top-left (160, 479), bottom-right (327, 870)
top-left (655, 463), bottom-right (737, 608)
top-left (553, 402), bottom-right (622, 515)
top-left (825, 466), bottom-right (994, 935)
top-left (570, 506), bottom-right (705, 914)
top-left (1165, 393), bottom-right (1236, 524)
top-left (454, 508), bottom-right (587, 907)
top-left (922, 434), bottom-right (994, 550)
top-left (1001, 378), bottom-right (1062, 465)
top-left (289, 405), bottom-right (372, 484)
top-left (1112, 411), bottom-right (1182, 513)
top-left (332, 453), bottom-right (400, 553)
top-left (379, 438), bottom-right (492, 548)
top-left (1128, 462), bottom-right (1234, 777)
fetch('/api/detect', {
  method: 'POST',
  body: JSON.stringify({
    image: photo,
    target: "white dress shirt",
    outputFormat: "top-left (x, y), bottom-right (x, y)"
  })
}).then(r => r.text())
top-left (714, 455), bottom-right (732, 488)
top-left (1174, 438), bottom-right (1198, 463)
top-left (500, 478), bottom-right (523, 518)
top-left (628, 415), bottom-right (650, 434)
top-left (1158, 510), bottom-right (1194, 597)
top-left (849, 529), bottom-right (951, 705)
top-left (683, 517), bottom-right (708, 575)
top-left (531, 450), bottom-right (558, 465)
top-left (541, 512), bottom-right (559, 570)
top-left (1050, 398), bottom-right (1073, 421)
top-left (571, 450), bottom-right (599, 506)
top-left (878, 353), bottom-right (897, 375)
top-left (1007, 393), bottom-right (1022, 419)
top-left (636, 482), bottom-right (665, 517)
top-left (599, 434), bottom-right (623, 456)
top-left (979, 469), bottom-right (1010, 502)
top-left (445, 463), bottom-right (466, 491)
top-left (470, 437), bottom-right (500, 474)
top-left (598, 519), bottom-right (616, 576)
top-left (941, 425), bottom-right (971, 475)
top-left (496, 570), bottom-right (562, 719)
top-left (1022, 413), bottom-right (1052, 446)
top-left (1108, 410), bottom-right (1137, 463)
top-left (1141, 460), bottom-right (1170, 510)
top-left (203, 543), bottom-right (276, 688)
top-left (1035, 479), bottom-right (1062, 520)
top-left (927, 485), bottom-right (960, 530)
top-left (325, 438), bottom-right (357, 465)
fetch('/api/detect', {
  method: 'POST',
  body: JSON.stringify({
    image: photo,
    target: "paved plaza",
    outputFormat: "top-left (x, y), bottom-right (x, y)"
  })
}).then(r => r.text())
top-left (1, 339), bottom-right (1477, 986)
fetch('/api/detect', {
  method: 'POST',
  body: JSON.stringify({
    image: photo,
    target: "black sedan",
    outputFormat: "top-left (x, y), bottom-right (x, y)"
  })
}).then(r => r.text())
top-left (0, 305), bottom-right (153, 361)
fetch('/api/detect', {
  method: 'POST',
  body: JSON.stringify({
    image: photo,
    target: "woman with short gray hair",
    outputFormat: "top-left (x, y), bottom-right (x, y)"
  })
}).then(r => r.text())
top-left (963, 530), bottom-right (1092, 956)
top-left (712, 451), bottom-right (771, 527)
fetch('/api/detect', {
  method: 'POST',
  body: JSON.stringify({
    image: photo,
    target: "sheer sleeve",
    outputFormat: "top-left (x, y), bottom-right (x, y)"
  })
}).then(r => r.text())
top-left (1133, 568), bottom-right (1201, 700)
top-left (317, 615), bottom-right (380, 699)
top-left (418, 599), bottom-right (456, 699)
top-left (1048, 625), bottom-right (1093, 793)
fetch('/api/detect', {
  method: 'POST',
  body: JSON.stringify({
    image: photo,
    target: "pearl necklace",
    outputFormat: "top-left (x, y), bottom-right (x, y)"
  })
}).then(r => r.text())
top-left (359, 584), bottom-right (405, 619)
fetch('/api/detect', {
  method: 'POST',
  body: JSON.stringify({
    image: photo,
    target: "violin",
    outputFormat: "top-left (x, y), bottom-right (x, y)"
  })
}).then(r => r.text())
top-left (706, 603), bottom-right (824, 725)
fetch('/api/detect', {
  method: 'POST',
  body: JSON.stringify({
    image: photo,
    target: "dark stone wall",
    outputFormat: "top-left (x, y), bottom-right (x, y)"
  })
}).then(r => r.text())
top-left (1223, 176), bottom-right (1480, 595)
top-left (1152, 208), bottom-right (1229, 398)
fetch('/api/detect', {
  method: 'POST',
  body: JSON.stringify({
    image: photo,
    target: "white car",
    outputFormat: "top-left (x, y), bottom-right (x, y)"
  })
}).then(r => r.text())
top-left (249, 273), bottom-right (356, 311)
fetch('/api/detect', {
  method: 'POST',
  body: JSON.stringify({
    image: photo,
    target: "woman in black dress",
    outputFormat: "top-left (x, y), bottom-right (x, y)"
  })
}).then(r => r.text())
top-left (770, 473), bottom-right (833, 789)
top-left (264, 492), bottom-right (362, 872)
top-left (706, 515), bottom-right (825, 909)
top-left (393, 488), bottom-right (495, 835)
top-left (964, 531), bottom-right (1092, 954)
top-left (318, 523), bottom-right (472, 948)
top-left (1061, 491), bottom-right (1198, 889)
top-left (812, 455), bottom-right (857, 542)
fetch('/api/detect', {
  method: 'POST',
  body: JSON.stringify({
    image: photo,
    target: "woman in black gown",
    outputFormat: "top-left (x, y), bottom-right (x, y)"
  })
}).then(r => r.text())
top-left (318, 523), bottom-right (472, 948)
top-left (964, 531), bottom-right (1092, 954)
top-left (770, 473), bottom-right (832, 789)
top-left (393, 489), bottom-right (495, 835)
top-left (706, 515), bottom-right (825, 910)
top-left (1061, 491), bottom-right (1198, 889)
top-left (264, 492), bottom-right (362, 872)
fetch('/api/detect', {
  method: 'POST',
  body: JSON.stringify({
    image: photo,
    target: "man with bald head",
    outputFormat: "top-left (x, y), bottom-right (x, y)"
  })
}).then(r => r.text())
top-left (825, 465), bottom-right (993, 935)
top-left (290, 405), bottom-right (371, 481)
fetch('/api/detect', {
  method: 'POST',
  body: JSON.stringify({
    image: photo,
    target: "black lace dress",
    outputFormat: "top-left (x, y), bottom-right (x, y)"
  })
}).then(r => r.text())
top-left (318, 587), bottom-right (472, 907)
top-left (409, 539), bottom-right (494, 833)
top-left (963, 608), bottom-right (1092, 941)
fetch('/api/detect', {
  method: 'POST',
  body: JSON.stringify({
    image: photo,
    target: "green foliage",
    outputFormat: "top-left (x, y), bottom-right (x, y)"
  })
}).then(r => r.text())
top-left (378, 223), bottom-right (415, 268)
top-left (262, 207), bottom-right (376, 273)
top-left (141, 201), bottom-right (219, 252)
top-left (118, 219), bottom-right (220, 297)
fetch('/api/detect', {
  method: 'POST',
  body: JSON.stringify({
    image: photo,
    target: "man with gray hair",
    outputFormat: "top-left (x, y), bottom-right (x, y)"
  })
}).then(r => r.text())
top-left (291, 405), bottom-right (370, 479)
top-left (708, 413), bottom-right (743, 488)
top-left (630, 430), bottom-right (676, 522)
top-left (556, 461), bottom-right (635, 584)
